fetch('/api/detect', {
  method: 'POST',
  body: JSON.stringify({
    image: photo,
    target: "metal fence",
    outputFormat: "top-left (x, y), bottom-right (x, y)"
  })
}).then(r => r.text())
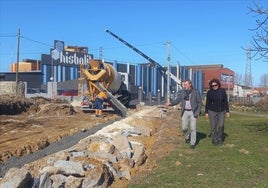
top-left (230, 96), bottom-right (261, 105)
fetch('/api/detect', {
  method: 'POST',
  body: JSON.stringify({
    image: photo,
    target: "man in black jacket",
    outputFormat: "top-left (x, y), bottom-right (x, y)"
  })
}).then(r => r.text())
top-left (205, 78), bottom-right (230, 146)
top-left (166, 79), bottom-right (202, 149)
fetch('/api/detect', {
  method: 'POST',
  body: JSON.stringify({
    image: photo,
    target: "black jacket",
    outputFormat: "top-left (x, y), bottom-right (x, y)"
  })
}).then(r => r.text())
top-left (205, 88), bottom-right (229, 113)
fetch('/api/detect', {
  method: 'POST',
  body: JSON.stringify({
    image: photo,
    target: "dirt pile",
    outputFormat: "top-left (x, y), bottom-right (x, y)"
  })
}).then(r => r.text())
top-left (0, 96), bottom-right (120, 163)
top-left (0, 95), bottom-right (182, 187)
top-left (0, 95), bottom-right (33, 115)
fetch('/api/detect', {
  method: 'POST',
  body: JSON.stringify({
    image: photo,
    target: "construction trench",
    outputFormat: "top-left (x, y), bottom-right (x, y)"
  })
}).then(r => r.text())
top-left (0, 95), bottom-right (181, 187)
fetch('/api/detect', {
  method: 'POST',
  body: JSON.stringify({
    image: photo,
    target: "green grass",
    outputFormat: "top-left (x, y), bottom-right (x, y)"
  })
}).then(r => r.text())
top-left (128, 112), bottom-right (268, 188)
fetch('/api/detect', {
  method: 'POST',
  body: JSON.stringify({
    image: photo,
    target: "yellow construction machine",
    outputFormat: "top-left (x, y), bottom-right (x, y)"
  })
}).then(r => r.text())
top-left (80, 59), bottom-right (131, 117)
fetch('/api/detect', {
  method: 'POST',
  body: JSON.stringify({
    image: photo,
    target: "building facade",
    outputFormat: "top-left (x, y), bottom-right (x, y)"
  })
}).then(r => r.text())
top-left (1, 40), bottom-right (235, 99)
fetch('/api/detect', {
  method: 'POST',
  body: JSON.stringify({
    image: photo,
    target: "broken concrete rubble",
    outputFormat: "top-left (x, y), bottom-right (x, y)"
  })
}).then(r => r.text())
top-left (0, 106), bottom-right (166, 188)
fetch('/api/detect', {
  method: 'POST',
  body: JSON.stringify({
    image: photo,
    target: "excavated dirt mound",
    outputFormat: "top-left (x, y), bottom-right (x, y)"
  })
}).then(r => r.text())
top-left (0, 95), bottom-right (34, 115)
top-left (0, 95), bottom-right (121, 163)
top-left (0, 95), bottom-right (182, 187)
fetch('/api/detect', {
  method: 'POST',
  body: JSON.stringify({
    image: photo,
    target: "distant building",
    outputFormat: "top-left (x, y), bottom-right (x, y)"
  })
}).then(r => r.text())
top-left (185, 64), bottom-right (234, 91)
top-left (0, 71), bottom-right (42, 88)
top-left (10, 59), bottom-right (41, 72)
top-left (233, 84), bottom-right (244, 97)
top-left (0, 40), bottom-right (236, 99)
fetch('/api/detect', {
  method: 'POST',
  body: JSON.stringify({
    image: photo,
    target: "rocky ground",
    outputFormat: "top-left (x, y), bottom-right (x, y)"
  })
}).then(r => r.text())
top-left (0, 96), bottom-right (121, 163)
top-left (0, 95), bottom-right (182, 187)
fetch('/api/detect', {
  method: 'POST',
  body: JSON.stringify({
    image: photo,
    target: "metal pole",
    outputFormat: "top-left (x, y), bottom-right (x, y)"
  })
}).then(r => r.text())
top-left (138, 86), bottom-right (142, 103)
top-left (16, 28), bottom-right (21, 95)
top-left (167, 41), bottom-right (171, 103)
top-left (228, 74), bottom-right (230, 102)
top-left (149, 92), bottom-right (152, 106)
top-left (157, 89), bottom-right (161, 105)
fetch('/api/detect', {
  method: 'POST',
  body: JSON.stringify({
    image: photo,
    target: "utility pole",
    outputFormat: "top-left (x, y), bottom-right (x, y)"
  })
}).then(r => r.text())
top-left (16, 28), bottom-right (21, 95)
top-left (227, 74), bottom-right (230, 102)
top-left (167, 41), bottom-right (171, 103)
top-left (244, 47), bottom-right (252, 87)
top-left (99, 46), bottom-right (103, 60)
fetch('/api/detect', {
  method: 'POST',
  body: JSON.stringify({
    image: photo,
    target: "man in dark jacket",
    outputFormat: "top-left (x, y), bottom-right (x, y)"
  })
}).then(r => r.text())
top-left (205, 78), bottom-right (230, 146)
top-left (166, 79), bottom-right (202, 149)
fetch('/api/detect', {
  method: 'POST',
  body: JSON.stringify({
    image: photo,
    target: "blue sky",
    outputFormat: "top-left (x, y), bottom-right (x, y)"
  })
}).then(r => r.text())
top-left (0, 0), bottom-right (267, 86)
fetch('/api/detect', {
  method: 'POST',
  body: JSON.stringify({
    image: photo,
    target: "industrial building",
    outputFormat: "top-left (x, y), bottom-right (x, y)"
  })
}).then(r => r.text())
top-left (0, 40), bottom-right (234, 99)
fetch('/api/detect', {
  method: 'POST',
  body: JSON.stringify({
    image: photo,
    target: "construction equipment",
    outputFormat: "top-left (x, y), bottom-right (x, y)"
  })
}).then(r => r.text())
top-left (105, 29), bottom-right (182, 89)
top-left (80, 59), bottom-right (131, 117)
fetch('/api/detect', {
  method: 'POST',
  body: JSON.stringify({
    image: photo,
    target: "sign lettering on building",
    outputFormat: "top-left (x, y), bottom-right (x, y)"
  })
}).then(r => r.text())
top-left (59, 51), bottom-right (92, 65)
top-left (50, 49), bottom-right (93, 66)
top-left (221, 73), bottom-right (233, 83)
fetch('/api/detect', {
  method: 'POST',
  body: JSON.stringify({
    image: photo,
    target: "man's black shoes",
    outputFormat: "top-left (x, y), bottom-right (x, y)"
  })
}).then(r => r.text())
top-left (185, 138), bottom-right (190, 144)
top-left (190, 145), bottom-right (195, 149)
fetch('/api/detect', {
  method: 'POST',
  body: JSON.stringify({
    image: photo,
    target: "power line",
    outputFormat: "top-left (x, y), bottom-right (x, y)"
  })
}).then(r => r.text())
top-left (2, 33), bottom-right (183, 67)
top-left (171, 43), bottom-right (195, 64)
top-left (98, 41), bottom-right (164, 51)
top-left (0, 33), bottom-right (53, 48)
top-left (21, 36), bottom-right (53, 48)
top-left (0, 34), bottom-right (17, 38)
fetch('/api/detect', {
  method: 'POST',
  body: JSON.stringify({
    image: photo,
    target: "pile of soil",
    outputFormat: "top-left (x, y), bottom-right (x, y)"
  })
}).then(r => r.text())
top-left (0, 95), bottom-right (120, 163)
top-left (0, 95), bottom-right (182, 187)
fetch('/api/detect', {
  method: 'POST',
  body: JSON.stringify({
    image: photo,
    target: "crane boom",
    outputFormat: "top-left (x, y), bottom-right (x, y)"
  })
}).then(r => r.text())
top-left (105, 29), bottom-right (166, 74)
top-left (105, 29), bottom-right (182, 87)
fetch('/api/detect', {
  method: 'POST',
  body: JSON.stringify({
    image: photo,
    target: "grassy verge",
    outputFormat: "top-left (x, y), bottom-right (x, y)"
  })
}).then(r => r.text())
top-left (128, 112), bottom-right (268, 188)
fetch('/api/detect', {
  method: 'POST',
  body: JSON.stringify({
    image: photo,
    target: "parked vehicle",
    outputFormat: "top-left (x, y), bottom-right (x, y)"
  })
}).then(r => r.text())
top-left (60, 89), bottom-right (78, 96)
top-left (27, 88), bottom-right (47, 94)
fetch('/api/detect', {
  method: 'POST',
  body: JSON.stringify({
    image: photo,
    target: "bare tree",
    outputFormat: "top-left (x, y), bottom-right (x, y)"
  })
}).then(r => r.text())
top-left (260, 73), bottom-right (268, 87)
top-left (248, 3), bottom-right (268, 61)
top-left (234, 72), bottom-right (243, 85)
